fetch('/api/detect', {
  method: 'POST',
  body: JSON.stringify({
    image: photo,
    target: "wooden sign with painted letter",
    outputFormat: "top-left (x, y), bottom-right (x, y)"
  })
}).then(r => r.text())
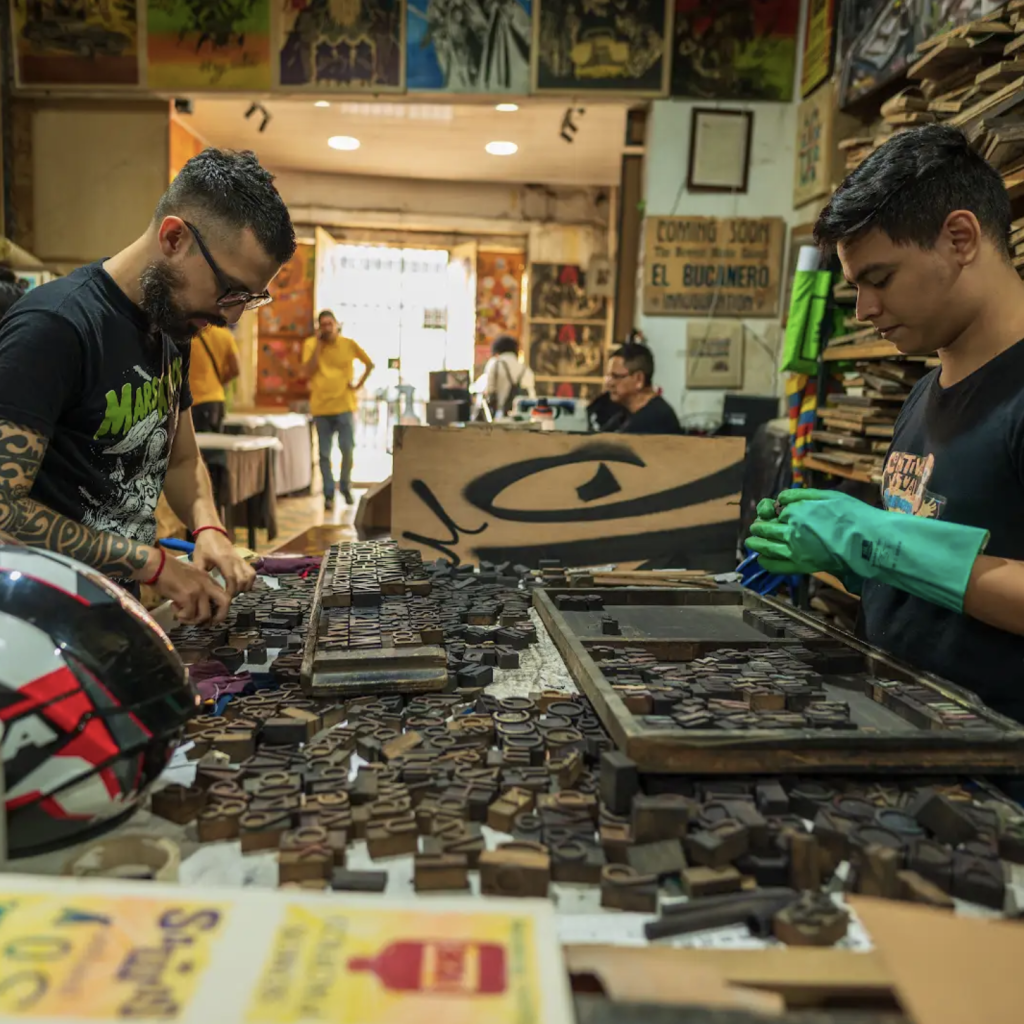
top-left (643, 216), bottom-right (785, 318)
top-left (392, 426), bottom-right (745, 571)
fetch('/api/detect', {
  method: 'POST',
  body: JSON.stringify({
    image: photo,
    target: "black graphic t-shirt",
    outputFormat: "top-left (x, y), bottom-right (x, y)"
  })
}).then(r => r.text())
top-left (861, 338), bottom-right (1024, 723)
top-left (0, 261), bottom-right (192, 550)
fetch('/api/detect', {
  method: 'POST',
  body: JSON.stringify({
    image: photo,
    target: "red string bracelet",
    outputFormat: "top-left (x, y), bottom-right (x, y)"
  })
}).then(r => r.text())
top-left (143, 546), bottom-right (167, 587)
top-left (193, 525), bottom-right (231, 541)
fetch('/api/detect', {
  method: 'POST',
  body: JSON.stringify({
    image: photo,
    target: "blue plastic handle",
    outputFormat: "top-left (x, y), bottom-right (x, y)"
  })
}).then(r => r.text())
top-left (159, 538), bottom-right (195, 554)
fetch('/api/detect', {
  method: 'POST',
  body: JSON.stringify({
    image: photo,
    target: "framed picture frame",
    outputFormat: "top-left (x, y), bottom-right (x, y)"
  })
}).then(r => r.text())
top-left (687, 108), bottom-right (754, 194)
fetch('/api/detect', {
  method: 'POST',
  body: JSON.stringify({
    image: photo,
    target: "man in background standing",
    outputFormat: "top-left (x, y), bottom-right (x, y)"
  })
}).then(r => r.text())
top-left (190, 323), bottom-right (241, 432)
top-left (302, 309), bottom-right (374, 508)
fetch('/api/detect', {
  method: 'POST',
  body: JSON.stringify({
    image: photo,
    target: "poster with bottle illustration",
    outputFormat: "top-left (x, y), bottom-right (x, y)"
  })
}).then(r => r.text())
top-left (532, 0), bottom-right (672, 95)
top-left (672, 0), bottom-right (800, 102)
top-left (146, 0), bottom-right (272, 89)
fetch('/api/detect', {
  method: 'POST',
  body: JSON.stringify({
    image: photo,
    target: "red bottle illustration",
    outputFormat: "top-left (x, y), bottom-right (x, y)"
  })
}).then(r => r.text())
top-left (348, 940), bottom-right (507, 995)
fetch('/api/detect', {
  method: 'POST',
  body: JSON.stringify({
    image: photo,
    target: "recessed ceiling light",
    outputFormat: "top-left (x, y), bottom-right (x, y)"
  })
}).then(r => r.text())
top-left (495, 103), bottom-right (519, 112)
top-left (314, 100), bottom-right (330, 108)
top-left (328, 135), bottom-right (361, 151)
top-left (485, 140), bottom-right (518, 156)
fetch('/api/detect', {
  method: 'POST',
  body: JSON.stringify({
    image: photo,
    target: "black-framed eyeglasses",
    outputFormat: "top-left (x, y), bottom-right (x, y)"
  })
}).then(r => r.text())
top-left (606, 371), bottom-right (633, 380)
top-left (184, 220), bottom-right (273, 311)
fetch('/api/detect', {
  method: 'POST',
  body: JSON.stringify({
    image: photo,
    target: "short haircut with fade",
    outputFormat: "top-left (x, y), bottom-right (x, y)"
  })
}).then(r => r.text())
top-left (318, 309), bottom-right (337, 322)
top-left (155, 148), bottom-right (297, 266)
top-left (611, 342), bottom-right (655, 386)
top-left (814, 124), bottom-right (1012, 259)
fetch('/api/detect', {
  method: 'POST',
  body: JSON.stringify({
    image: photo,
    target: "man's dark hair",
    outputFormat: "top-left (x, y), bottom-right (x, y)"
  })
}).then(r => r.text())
top-left (815, 125), bottom-right (1012, 258)
top-left (491, 334), bottom-right (520, 357)
top-left (611, 342), bottom-right (654, 387)
top-left (155, 148), bottom-right (297, 266)
top-left (318, 309), bottom-right (337, 322)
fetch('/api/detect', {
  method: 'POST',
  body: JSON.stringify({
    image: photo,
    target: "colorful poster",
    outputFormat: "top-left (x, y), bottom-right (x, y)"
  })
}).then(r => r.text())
top-left (529, 264), bottom-right (607, 321)
top-left (532, 0), bottom-right (671, 95)
top-left (528, 322), bottom-right (606, 377)
top-left (800, 0), bottom-right (837, 98)
top-left (841, 1), bottom-right (919, 108)
top-left (0, 893), bottom-right (227, 1019)
top-left (408, 0), bottom-right (531, 92)
top-left (476, 251), bottom-right (524, 370)
top-left (536, 379), bottom-right (603, 400)
top-left (278, 0), bottom-right (405, 92)
top-left (672, 0), bottom-right (800, 102)
top-left (247, 903), bottom-right (548, 1024)
top-left (11, 0), bottom-right (140, 87)
top-left (259, 243), bottom-right (316, 338)
top-left (146, 0), bottom-right (272, 89)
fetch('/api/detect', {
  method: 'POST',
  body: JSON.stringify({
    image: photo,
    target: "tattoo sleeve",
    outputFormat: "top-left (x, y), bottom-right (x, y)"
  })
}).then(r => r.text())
top-left (0, 419), bottom-right (150, 577)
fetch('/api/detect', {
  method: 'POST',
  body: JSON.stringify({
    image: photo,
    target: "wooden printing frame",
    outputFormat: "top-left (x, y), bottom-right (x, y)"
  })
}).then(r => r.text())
top-left (533, 587), bottom-right (1024, 774)
top-left (299, 550), bottom-right (447, 698)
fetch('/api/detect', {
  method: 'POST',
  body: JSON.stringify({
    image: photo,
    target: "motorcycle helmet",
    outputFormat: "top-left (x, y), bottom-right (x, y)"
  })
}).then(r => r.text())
top-left (0, 544), bottom-right (196, 857)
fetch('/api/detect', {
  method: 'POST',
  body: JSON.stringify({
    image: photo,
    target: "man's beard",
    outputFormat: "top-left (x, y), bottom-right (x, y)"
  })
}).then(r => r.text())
top-left (139, 260), bottom-right (223, 347)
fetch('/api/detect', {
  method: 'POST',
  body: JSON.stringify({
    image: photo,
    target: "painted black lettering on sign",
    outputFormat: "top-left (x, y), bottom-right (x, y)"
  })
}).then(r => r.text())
top-left (401, 479), bottom-right (487, 565)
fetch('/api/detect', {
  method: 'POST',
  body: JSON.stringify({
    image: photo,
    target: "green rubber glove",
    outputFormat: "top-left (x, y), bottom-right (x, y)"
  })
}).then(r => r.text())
top-left (746, 490), bottom-right (989, 613)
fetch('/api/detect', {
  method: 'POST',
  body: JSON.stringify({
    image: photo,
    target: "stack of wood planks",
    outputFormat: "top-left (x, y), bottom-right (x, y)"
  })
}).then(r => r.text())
top-left (810, 361), bottom-right (930, 484)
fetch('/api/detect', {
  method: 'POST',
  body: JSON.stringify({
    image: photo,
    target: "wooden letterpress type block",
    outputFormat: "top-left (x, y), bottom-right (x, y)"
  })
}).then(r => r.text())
top-left (551, 841), bottom-right (606, 884)
top-left (280, 706), bottom-right (322, 739)
top-left (686, 821), bottom-right (750, 869)
top-left (682, 865), bottom-right (743, 898)
top-left (381, 731), bottom-right (423, 762)
top-left (952, 853), bottom-right (1006, 910)
top-left (443, 830), bottom-right (486, 868)
top-left (720, 801), bottom-right (769, 851)
top-left (331, 869), bottom-right (388, 893)
top-left (350, 804), bottom-right (370, 840)
top-left (788, 782), bottom-right (837, 820)
top-left (210, 729), bottom-right (256, 763)
top-left (262, 718), bottom-right (309, 746)
top-left (350, 770), bottom-right (380, 805)
top-left (631, 794), bottom-right (694, 843)
top-left (897, 870), bottom-right (955, 910)
top-left (755, 780), bottom-right (789, 816)
top-left (854, 844), bottom-right (901, 899)
top-left (735, 851), bottom-right (790, 888)
top-left (773, 893), bottom-right (850, 947)
top-left (366, 815), bottom-right (419, 860)
top-left (550, 790), bottom-right (598, 820)
top-left (831, 796), bottom-right (877, 824)
top-left (487, 788), bottom-right (535, 833)
top-left (788, 832), bottom-right (822, 892)
top-left (600, 864), bottom-right (658, 913)
top-left (278, 827), bottom-right (333, 883)
top-left (479, 846), bottom-right (550, 898)
top-left (873, 808), bottom-right (925, 839)
top-left (907, 838), bottom-right (954, 893)
top-left (196, 799), bottom-right (247, 843)
top-left (151, 784), bottom-right (206, 825)
top-left (908, 789), bottom-right (979, 846)
top-left (999, 818), bottom-right (1024, 864)
top-left (627, 839), bottom-right (687, 881)
top-left (413, 853), bottom-right (470, 892)
top-left (240, 809), bottom-right (293, 853)
top-left (812, 810), bottom-right (855, 878)
top-left (549, 750), bottom-right (583, 790)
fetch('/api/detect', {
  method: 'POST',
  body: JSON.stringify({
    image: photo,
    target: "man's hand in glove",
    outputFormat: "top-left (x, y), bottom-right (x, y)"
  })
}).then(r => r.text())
top-left (746, 489), bottom-right (989, 614)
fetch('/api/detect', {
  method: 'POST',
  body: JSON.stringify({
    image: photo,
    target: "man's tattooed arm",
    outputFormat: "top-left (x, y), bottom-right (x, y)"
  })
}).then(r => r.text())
top-left (0, 419), bottom-right (153, 577)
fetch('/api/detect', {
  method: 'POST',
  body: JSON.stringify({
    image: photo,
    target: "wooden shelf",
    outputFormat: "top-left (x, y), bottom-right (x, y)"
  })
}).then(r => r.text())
top-left (823, 341), bottom-right (900, 361)
top-left (813, 572), bottom-right (861, 600)
top-left (803, 456), bottom-right (877, 484)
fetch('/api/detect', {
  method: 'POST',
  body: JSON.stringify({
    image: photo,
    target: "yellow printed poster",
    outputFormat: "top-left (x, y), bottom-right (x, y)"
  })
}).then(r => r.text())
top-left (0, 894), bottom-right (226, 1019)
top-left (248, 903), bottom-right (542, 1024)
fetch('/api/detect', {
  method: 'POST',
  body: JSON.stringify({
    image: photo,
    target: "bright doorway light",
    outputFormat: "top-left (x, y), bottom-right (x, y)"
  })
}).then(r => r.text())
top-left (495, 103), bottom-right (519, 112)
top-left (314, 100), bottom-right (330, 108)
top-left (328, 135), bottom-right (361, 151)
top-left (485, 140), bottom-right (518, 156)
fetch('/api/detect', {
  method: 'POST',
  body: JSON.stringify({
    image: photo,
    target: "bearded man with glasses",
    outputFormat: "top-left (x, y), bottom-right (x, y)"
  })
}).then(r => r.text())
top-left (0, 148), bottom-right (295, 625)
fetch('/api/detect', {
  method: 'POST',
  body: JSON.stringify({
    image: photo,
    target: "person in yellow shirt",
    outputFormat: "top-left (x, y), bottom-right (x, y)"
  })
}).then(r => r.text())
top-left (190, 324), bottom-right (241, 433)
top-left (301, 309), bottom-right (374, 507)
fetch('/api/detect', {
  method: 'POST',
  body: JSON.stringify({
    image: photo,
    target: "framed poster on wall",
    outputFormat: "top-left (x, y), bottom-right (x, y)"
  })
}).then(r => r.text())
top-left (532, 0), bottom-right (672, 96)
top-left (800, 0), bottom-right (838, 98)
top-left (687, 108), bottom-right (753, 193)
top-left (642, 215), bottom-right (786, 318)
top-left (686, 320), bottom-right (745, 389)
top-left (407, 0), bottom-right (532, 92)
top-left (277, 0), bottom-right (406, 92)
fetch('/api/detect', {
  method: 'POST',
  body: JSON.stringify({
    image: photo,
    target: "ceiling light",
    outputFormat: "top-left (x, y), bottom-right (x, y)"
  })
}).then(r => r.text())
top-left (485, 140), bottom-right (518, 156)
top-left (314, 100), bottom-right (330, 108)
top-left (495, 103), bottom-right (519, 112)
top-left (328, 135), bottom-right (361, 151)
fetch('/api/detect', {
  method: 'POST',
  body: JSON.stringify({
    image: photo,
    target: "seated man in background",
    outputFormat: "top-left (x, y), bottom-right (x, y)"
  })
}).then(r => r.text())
top-left (601, 342), bottom-right (681, 434)
top-left (302, 309), bottom-right (374, 508)
top-left (190, 323), bottom-right (240, 432)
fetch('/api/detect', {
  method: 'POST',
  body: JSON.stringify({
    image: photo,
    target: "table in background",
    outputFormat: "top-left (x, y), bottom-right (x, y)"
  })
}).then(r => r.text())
top-left (223, 412), bottom-right (312, 496)
top-left (196, 433), bottom-right (282, 549)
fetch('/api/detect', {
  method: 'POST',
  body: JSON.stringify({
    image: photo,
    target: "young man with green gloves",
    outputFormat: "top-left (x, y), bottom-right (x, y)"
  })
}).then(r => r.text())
top-left (748, 124), bottom-right (1024, 725)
